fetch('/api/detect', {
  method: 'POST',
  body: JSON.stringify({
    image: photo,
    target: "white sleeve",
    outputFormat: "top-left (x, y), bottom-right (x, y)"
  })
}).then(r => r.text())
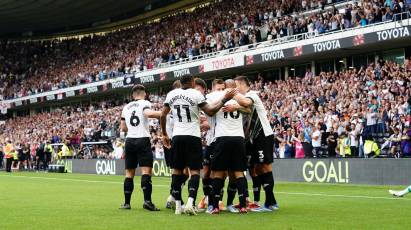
top-left (164, 92), bottom-right (172, 107)
top-left (143, 101), bottom-right (152, 111)
top-left (195, 90), bottom-right (206, 105)
top-left (206, 93), bottom-right (213, 104)
top-left (245, 91), bottom-right (258, 104)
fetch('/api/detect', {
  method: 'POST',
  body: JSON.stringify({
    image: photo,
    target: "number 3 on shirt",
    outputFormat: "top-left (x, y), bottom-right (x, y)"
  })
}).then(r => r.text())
top-left (174, 105), bottom-right (191, 122)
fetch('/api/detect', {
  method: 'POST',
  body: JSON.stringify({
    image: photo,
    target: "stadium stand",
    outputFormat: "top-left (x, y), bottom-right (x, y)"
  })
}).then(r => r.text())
top-left (1, 0), bottom-right (407, 99)
top-left (0, 58), bottom-right (409, 171)
top-left (0, 0), bottom-right (410, 171)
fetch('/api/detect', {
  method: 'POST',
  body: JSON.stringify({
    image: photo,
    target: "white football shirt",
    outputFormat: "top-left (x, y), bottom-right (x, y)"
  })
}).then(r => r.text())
top-left (215, 97), bottom-right (244, 138)
top-left (121, 100), bottom-right (152, 138)
top-left (245, 90), bottom-right (274, 139)
top-left (164, 88), bottom-right (206, 138)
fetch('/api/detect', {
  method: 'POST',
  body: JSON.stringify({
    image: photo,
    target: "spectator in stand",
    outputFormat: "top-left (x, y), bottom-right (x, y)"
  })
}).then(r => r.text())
top-left (1, 0), bottom-right (404, 100)
top-left (311, 123), bottom-right (322, 157)
top-left (0, 58), bottom-right (410, 160)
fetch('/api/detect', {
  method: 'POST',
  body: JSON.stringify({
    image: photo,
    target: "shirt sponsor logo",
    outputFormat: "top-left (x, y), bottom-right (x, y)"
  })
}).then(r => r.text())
top-left (261, 50), bottom-right (285, 62)
top-left (313, 40), bottom-right (341, 53)
top-left (96, 160), bottom-right (116, 175)
top-left (140, 75), bottom-right (155, 84)
top-left (173, 68), bottom-right (190, 78)
top-left (377, 27), bottom-right (410, 41)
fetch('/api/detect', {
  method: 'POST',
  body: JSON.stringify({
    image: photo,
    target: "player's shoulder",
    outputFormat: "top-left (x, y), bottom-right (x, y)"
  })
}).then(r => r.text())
top-left (206, 91), bottom-right (223, 99)
top-left (124, 100), bottom-right (147, 108)
top-left (245, 90), bottom-right (261, 102)
top-left (245, 90), bottom-right (259, 97)
top-left (166, 88), bottom-right (180, 96)
top-left (186, 88), bottom-right (203, 96)
top-left (140, 99), bottom-right (152, 108)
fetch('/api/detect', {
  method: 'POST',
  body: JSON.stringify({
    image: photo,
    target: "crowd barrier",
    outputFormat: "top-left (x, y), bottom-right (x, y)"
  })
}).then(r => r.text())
top-left (53, 158), bottom-right (411, 185)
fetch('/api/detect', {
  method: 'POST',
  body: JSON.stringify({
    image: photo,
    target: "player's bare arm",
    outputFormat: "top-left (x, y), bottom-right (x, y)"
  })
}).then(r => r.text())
top-left (221, 103), bottom-right (251, 114)
top-left (120, 119), bottom-right (128, 133)
top-left (160, 105), bottom-right (171, 148)
top-left (143, 109), bottom-right (162, 119)
top-left (234, 93), bottom-right (253, 108)
top-left (200, 88), bottom-right (236, 116)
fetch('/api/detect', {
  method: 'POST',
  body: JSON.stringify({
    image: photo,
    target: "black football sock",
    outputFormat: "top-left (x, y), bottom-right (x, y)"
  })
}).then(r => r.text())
top-left (124, 177), bottom-right (134, 205)
top-left (219, 185), bottom-right (224, 202)
top-left (188, 175), bottom-right (200, 205)
top-left (260, 172), bottom-right (275, 207)
top-left (236, 177), bottom-right (248, 208)
top-left (172, 174), bottom-right (185, 201)
top-left (202, 178), bottom-right (211, 197)
top-left (227, 181), bottom-right (237, 206)
top-left (251, 176), bottom-right (261, 203)
top-left (170, 174), bottom-right (176, 195)
top-left (141, 174), bottom-right (152, 202)
top-left (211, 178), bottom-right (224, 208)
top-left (244, 176), bottom-right (250, 199)
top-left (208, 183), bottom-right (214, 208)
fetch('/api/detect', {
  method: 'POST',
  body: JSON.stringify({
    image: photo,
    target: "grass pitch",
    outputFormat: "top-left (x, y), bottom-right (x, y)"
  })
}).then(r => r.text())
top-left (0, 172), bottom-right (410, 230)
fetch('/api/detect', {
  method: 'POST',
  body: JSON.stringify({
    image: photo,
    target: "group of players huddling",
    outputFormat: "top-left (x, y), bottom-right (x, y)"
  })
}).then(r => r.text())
top-left (119, 75), bottom-right (278, 215)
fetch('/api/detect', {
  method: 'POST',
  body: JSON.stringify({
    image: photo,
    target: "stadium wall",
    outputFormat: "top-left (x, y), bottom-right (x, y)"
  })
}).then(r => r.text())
top-left (54, 159), bottom-right (411, 185)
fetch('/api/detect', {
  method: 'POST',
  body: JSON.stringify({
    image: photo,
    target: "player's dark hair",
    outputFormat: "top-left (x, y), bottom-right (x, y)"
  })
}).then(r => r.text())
top-left (180, 75), bottom-right (194, 86)
top-left (194, 78), bottom-right (207, 90)
top-left (212, 79), bottom-right (224, 87)
top-left (172, 80), bottom-right (182, 89)
top-left (132, 84), bottom-right (146, 95)
top-left (234, 75), bottom-right (251, 87)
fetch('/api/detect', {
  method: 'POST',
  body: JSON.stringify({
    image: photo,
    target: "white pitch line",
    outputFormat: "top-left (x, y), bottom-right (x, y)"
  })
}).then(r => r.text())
top-left (1, 174), bottom-right (410, 201)
top-left (275, 191), bottom-right (411, 201)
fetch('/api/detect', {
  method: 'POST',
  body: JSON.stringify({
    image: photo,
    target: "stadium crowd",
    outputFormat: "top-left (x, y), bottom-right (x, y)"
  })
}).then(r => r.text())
top-left (1, 0), bottom-right (410, 99)
top-left (0, 58), bottom-right (410, 171)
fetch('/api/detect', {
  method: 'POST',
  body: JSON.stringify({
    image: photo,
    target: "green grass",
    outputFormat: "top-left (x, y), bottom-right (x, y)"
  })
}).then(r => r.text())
top-left (0, 172), bottom-right (410, 230)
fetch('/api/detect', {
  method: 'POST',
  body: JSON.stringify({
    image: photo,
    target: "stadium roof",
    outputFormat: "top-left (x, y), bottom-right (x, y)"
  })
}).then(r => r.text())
top-left (0, 0), bottom-right (183, 38)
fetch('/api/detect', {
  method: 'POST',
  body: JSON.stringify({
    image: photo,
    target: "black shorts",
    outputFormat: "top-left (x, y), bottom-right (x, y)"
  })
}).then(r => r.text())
top-left (248, 134), bottom-right (274, 166)
top-left (203, 142), bottom-right (215, 166)
top-left (164, 146), bottom-right (173, 168)
top-left (171, 135), bottom-right (202, 170)
top-left (211, 136), bottom-right (246, 172)
top-left (124, 137), bottom-right (153, 170)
